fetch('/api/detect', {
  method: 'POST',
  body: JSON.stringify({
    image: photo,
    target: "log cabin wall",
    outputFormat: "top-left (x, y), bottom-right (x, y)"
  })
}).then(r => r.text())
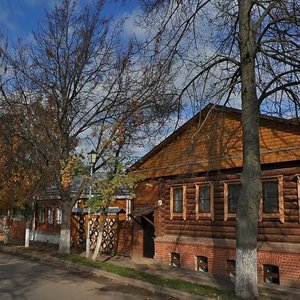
top-left (148, 163), bottom-right (300, 287)
top-left (130, 105), bottom-right (300, 287)
top-left (132, 182), bottom-right (159, 257)
top-left (156, 164), bottom-right (300, 244)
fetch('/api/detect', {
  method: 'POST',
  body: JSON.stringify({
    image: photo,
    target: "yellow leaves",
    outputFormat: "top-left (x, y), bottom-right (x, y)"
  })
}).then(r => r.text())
top-left (60, 155), bottom-right (85, 189)
top-left (87, 168), bottom-right (144, 210)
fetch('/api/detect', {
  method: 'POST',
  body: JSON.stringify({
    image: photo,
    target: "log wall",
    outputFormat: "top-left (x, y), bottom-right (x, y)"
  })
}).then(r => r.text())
top-left (153, 165), bottom-right (300, 244)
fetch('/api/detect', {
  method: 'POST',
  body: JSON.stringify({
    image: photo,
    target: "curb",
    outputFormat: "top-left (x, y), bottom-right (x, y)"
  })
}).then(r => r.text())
top-left (0, 246), bottom-right (209, 300)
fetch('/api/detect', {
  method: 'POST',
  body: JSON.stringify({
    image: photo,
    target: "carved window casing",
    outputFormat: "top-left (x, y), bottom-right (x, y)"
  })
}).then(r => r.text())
top-left (195, 182), bottom-right (214, 220)
top-left (170, 185), bottom-right (187, 220)
top-left (224, 181), bottom-right (241, 221)
top-left (259, 176), bottom-right (284, 223)
top-left (224, 177), bottom-right (284, 222)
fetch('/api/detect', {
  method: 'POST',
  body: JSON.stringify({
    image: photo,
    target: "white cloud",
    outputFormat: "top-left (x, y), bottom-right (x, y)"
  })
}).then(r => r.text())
top-left (122, 9), bottom-right (148, 40)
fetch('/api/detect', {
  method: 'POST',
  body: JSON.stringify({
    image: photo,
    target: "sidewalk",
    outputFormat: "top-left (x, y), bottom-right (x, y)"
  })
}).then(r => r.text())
top-left (105, 255), bottom-right (300, 300)
top-left (1, 241), bottom-right (300, 299)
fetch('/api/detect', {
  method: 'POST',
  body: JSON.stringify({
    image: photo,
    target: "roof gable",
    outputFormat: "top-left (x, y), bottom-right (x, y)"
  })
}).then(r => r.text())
top-left (130, 104), bottom-right (300, 178)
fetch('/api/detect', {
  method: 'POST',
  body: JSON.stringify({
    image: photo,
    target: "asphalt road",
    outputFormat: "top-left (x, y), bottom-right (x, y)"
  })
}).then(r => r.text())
top-left (0, 252), bottom-right (173, 300)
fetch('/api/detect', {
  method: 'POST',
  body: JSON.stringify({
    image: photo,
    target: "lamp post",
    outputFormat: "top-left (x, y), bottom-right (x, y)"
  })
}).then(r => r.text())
top-left (86, 150), bottom-right (97, 258)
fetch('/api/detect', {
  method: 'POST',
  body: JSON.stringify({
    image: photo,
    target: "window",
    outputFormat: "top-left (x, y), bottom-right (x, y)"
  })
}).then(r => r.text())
top-left (196, 256), bottom-right (208, 272)
top-left (227, 260), bottom-right (236, 279)
top-left (224, 182), bottom-right (241, 221)
top-left (173, 188), bottom-right (183, 212)
top-left (56, 207), bottom-right (62, 225)
top-left (47, 207), bottom-right (54, 224)
top-left (263, 182), bottom-right (278, 213)
top-left (195, 183), bottom-right (214, 220)
top-left (38, 206), bottom-right (45, 223)
top-left (170, 185), bottom-right (187, 220)
top-left (170, 252), bottom-right (180, 267)
top-left (264, 264), bottom-right (280, 285)
top-left (259, 177), bottom-right (284, 223)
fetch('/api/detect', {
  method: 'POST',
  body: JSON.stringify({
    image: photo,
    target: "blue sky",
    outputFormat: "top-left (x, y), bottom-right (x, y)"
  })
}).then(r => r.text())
top-left (0, 0), bottom-right (140, 45)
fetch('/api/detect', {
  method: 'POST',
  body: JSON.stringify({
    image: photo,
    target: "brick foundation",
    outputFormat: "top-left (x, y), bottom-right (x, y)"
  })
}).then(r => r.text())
top-left (154, 236), bottom-right (300, 287)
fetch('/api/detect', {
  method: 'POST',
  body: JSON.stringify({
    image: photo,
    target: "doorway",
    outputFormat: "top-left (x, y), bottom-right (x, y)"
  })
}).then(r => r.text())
top-left (142, 212), bottom-right (155, 258)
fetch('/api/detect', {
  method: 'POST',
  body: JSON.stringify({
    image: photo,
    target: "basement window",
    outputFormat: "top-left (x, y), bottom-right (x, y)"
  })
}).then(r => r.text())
top-left (264, 264), bottom-right (280, 285)
top-left (170, 252), bottom-right (180, 267)
top-left (227, 260), bottom-right (236, 278)
top-left (196, 256), bottom-right (208, 272)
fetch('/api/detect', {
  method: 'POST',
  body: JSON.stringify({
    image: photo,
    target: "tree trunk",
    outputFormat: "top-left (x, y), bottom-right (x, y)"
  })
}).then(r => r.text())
top-left (92, 212), bottom-right (107, 261)
top-left (24, 219), bottom-right (31, 248)
top-left (3, 216), bottom-right (10, 245)
top-left (59, 201), bottom-right (72, 254)
top-left (236, 0), bottom-right (261, 298)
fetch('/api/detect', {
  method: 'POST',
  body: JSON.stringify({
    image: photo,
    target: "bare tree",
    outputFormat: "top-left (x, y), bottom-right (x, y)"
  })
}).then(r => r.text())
top-left (1, 0), bottom-right (176, 254)
top-left (136, 0), bottom-right (300, 298)
top-left (2, 0), bottom-right (137, 254)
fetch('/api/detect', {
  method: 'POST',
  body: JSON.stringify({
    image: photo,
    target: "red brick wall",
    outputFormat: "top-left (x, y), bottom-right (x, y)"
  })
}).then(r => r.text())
top-left (258, 250), bottom-right (300, 287)
top-left (155, 239), bottom-right (300, 287)
top-left (132, 222), bottom-right (144, 257)
top-left (116, 221), bottom-right (132, 256)
top-left (10, 218), bottom-right (26, 240)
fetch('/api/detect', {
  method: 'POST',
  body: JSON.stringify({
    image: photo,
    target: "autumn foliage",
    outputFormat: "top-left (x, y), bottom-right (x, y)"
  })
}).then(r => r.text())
top-left (0, 112), bottom-right (49, 210)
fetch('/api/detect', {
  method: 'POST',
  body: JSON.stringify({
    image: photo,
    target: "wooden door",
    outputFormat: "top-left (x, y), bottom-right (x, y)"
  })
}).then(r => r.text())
top-left (142, 212), bottom-right (155, 258)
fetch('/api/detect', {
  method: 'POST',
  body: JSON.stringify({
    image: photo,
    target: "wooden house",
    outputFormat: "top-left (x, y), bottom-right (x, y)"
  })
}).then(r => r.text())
top-left (5, 186), bottom-right (133, 256)
top-left (129, 104), bottom-right (300, 287)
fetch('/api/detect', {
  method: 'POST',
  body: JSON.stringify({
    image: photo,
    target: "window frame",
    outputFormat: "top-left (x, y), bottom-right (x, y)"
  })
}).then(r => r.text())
top-left (227, 259), bottom-right (236, 278)
top-left (170, 252), bottom-right (180, 267)
top-left (224, 180), bottom-right (241, 221)
top-left (170, 185), bottom-right (187, 220)
top-left (196, 255), bottom-right (208, 272)
top-left (297, 175), bottom-right (300, 224)
top-left (195, 182), bottom-right (214, 220)
top-left (259, 176), bottom-right (284, 223)
top-left (263, 264), bottom-right (280, 285)
top-left (47, 206), bottom-right (54, 225)
top-left (37, 206), bottom-right (45, 224)
top-left (56, 207), bottom-right (62, 225)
